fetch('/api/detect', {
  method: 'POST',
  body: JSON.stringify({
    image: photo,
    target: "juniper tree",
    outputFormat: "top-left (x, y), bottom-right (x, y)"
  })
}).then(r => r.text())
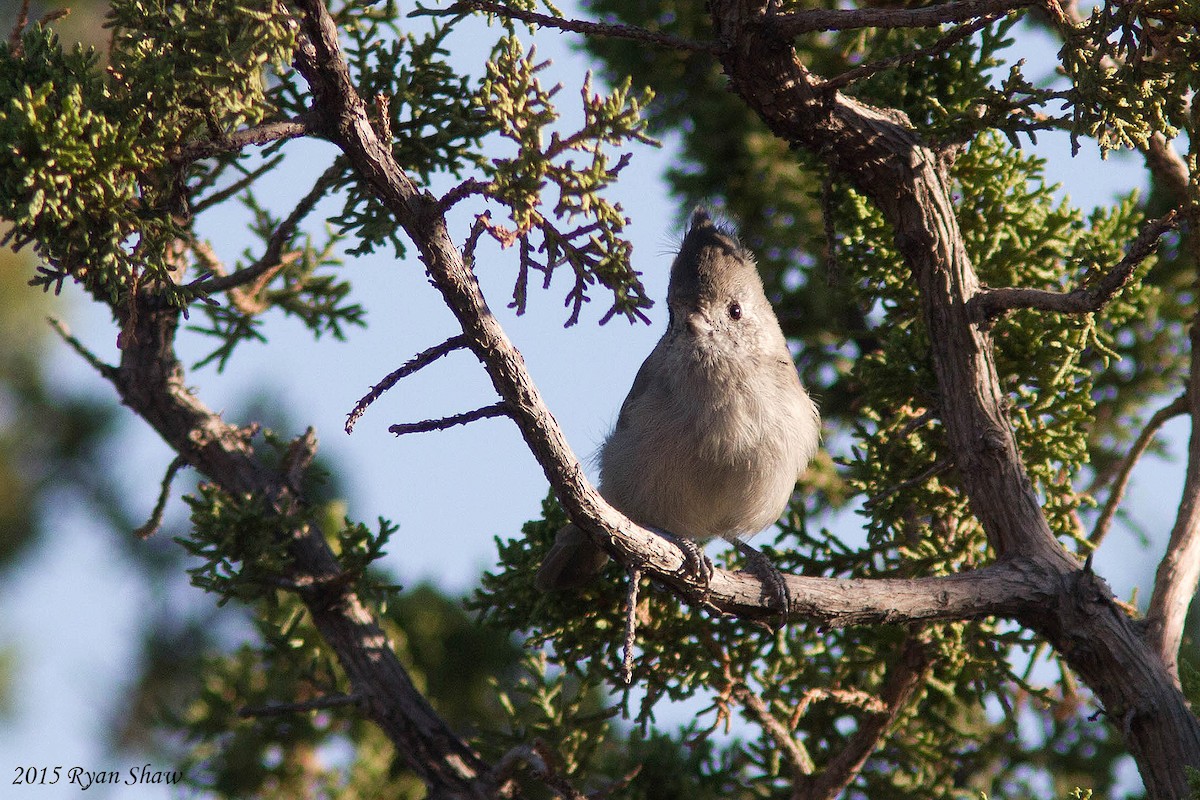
top-left (2, 0), bottom-right (1200, 798)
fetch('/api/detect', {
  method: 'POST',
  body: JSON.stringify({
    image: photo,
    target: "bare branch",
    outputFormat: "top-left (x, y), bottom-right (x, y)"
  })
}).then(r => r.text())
top-left (47, 316), bottom-right (116, 380)
top-left (389, 402), bottom-right (510, 436)
top-left (772, 0), bottom-right (1040, 37)
top-left (1091, 393), bottom-right (1189, 548)
top-left (239, 693), bottom-right (363, 718)
top-left (134, 455), bottom-right (190, 539)
top-left (430, 0), bottom-right (720, 54)
top-left (190, 154), bottom-right (285, 217)
top-left (969, 211), bottom-right (1178, 321)
top-left (171, 118), bottom-right (313, 163)
top-left (346, 334), bottom-right (472, 432)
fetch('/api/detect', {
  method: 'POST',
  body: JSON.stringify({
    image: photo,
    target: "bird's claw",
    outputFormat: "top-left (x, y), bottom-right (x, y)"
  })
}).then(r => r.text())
top-left (733, 540), bottom-right (791, 630)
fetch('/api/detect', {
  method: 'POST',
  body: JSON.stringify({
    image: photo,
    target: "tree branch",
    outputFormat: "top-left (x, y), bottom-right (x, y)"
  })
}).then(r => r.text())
top-left (102, 292), bottom-right (496, 797)
top-left (797, 634), bottom-right (932, 800)
top-left (820, 13), bottom-right (1004, 94)
top-left (189, 161), bottom-right (343, 297)
top-left (969, 211), bottom-right (1179, 322)
top-left (1090, 393), bottom-right (1189, 548)
top-left (732, 684), bottom-right (816, 779)
top-left (388, 402), bottom-right (510, 436)
top-left (431, 0), bottom-right (720, 54)
top-left (346, 335), bottom-right (470, 433)
top-left (239, 693), bottom-right (363, 718)
top-left (704, 0), bottom-right (1200, 794)
top-left (1145, 272), bottom-right (1200, 687)
top-left (171, 117), bottom-right (313, 163)
top-left (771, 0), bottom-right (1041, 37)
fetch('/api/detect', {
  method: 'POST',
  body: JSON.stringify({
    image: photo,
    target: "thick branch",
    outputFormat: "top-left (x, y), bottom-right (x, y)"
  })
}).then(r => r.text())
top-left (969, 212), bottom-right (1178, 321)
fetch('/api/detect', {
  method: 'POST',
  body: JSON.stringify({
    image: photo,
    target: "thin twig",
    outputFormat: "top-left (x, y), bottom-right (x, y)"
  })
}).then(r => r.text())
top-left (438, 178), bottom-right (495, 214)
top-left (820, 13), bottom-right (1002, 94)
top-left (732, 684), bottom-right (816, 777)
top-left (389, 402), bottom-right (510, 436)
top-left (427, 0), bottom-right (720, 54)
top-left (970, 211), bottom-right (1179, 321)
top-left (47, 317), bottom-right (116, 380)
top-left (864, 458), bottom-right (952, 510)
top-left (796, 635), bottom-right (931, 800)
top-left (1090, 393), bottom-right (1188, 548)
top-left (773, 0), bottom-right (1040, 37)
top-left (189, 162), bottom-right (343, 297)
top-left (346, 335), bottom-right (470, 432)
top-left (134, 455), bottom-right (190, 539)
top-left (238, 693), bottom-right (363, 718)
top-left (190, 154), bottom-right (285, 217)
top-left (7, 0), bottom-right (30, 49)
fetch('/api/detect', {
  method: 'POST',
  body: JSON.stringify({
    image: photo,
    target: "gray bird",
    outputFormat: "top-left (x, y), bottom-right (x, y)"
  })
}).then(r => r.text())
top-left (535, 209), bottom-right (820, 601)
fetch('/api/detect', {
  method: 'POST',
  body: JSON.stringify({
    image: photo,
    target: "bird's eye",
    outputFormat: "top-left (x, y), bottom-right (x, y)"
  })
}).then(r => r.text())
top-left (728, 301), bottom-right (742, 320)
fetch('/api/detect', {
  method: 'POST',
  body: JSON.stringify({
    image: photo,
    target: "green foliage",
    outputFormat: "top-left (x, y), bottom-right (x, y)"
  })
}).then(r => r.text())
top-left (0, 26), bottom-right (170, 300)
top-left (0, 0), bottom-right (295, 303)
top-left (1059, 0), bottom-right (1198, 155)
top-left (472, 35), bottom-right (656, 324)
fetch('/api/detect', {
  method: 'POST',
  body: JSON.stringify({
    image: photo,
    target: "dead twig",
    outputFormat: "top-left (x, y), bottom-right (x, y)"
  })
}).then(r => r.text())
top-left (388, 402), bottom-right (510, 436)
top-left (346, 335), bottom-right (471, 433)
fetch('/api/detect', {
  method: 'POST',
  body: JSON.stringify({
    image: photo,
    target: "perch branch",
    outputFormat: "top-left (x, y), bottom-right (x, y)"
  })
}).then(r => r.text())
top-left (969, 211), bottom-right (1179, 321)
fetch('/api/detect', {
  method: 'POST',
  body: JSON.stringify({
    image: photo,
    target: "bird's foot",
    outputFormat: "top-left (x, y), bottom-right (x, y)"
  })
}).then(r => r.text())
top-left (733, 540), bottom-right (791, 630)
